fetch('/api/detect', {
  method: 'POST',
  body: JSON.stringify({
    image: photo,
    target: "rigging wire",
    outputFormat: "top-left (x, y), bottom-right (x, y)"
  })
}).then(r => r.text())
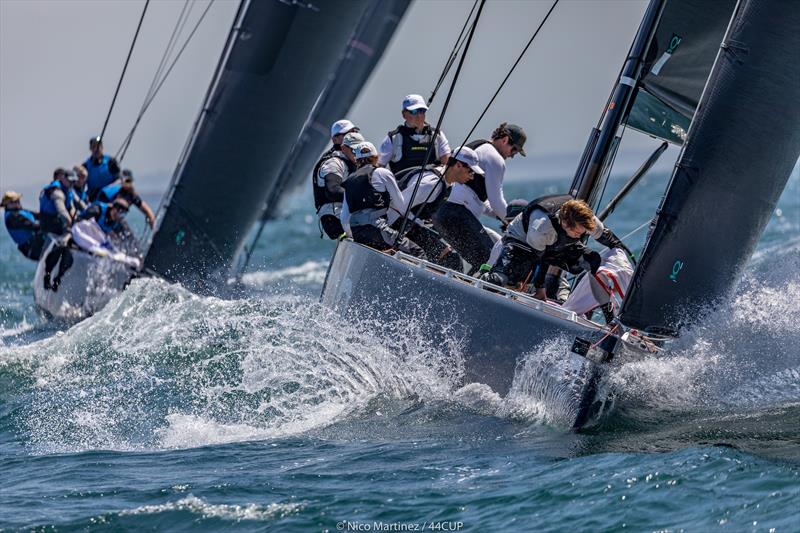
top-left (428, 0), bottom-right (480, 105)
top-left (117, 0), bottom-right (216, 162)
top-left (118, 0), bottom-right (193, 160)
top-left (100, 0), bottom-right (150, 141)
top-left (393, 0), bottom-right (487, 246)
top-left (457, 0), bottom-right (558, 149)
top-left (395, 0), bottom-right (559, 240)
top-left (145, 1), bottom-right (194, 104)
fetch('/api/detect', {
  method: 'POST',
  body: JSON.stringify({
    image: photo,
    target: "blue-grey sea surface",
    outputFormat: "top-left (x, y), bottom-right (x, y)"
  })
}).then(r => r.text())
top-left (1, 171), bottom-right (799, 531)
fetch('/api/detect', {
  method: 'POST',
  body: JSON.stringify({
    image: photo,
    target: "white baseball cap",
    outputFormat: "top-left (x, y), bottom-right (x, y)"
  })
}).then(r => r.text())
top-left (330, 119), bottom-right (358, 137)
top-left (354, 142), bottom-right (378, 160)
top-left (452, 146), bottom-right (484, 175)
top-left (402, 94), bottom-right (428, 112)
top-left (342, 131), bottom-right (365, 148)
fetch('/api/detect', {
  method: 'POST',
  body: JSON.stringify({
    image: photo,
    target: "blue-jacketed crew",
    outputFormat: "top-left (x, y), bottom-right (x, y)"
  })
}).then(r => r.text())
top-left (379, 94), bottom-right (451, 173)
top-left (1, 191), bottom-right (45, 261)
top-left (84, 136), bottom-right (121, 201)
top-left (313, 119), bottom-right (361, 239)
top-left (38, 167), bottom-right (83, 291)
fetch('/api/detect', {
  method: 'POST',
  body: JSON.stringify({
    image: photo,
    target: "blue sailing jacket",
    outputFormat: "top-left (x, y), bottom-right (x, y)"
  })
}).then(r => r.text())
top-left (4, 209), bottom-right (37, 245)
top-left (39, 180), bottom-right (74, 215)
top-left (85, 155), bottom-right (116, 194)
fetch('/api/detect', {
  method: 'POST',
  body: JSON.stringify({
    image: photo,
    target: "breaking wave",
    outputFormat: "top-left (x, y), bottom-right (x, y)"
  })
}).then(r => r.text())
top-left (0, 278), bottom-right (463, 453)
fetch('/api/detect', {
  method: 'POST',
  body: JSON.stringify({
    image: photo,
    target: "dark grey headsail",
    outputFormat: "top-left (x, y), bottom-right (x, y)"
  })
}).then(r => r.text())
top-left (619, 0), bottom-right (800, 332)
top-left (143, 0), bottom-right (368, 292)
top-left (260, 0), bottom-right (412, 223)
top-left (626, 0), bottom-right (736, 144)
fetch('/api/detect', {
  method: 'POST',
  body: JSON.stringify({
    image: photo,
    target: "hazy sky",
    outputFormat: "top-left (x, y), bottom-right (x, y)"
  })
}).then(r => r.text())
top-left (1, 0), bottom-right (669, 198)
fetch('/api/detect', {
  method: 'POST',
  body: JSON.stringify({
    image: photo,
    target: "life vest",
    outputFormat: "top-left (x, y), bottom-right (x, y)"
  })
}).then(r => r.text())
top-left (39, 180), bottom-right (74, 234)
top-left (521, 194), bottom-right (586, 267)
top-left (98, 183), bottom-right (122, 203)
top-left (93, 202), bottom-right (118, 234)
top-left (74, 185), bottom-right (88, 205)
top-left (387, 124), bottom-right (436, 174)
top-left (39, 180), bottom-right (74, 216)
top-left (4, 209), bottom-right (36, 246)
top-left (344, 165), bottom-right (391, 219)
top-left (463, 139), bottom-right (491, 201)
top-left (84, 155), bottom-right (115, 195)
top-left (312, 149), bottom-right (355, 211)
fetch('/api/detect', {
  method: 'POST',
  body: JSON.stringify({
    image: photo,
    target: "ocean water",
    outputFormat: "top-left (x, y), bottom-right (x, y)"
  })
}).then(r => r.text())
top-left (1, 171), bottom-right (799, 531)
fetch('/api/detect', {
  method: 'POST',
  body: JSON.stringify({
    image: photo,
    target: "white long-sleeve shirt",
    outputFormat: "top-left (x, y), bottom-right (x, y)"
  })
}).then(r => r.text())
top-left (446, 142), bottom-right (507, 219)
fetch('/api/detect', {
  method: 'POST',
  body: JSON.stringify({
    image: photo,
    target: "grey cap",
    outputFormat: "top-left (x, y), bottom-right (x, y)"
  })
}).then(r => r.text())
top-left (342, 131), bottom-right (365, 149)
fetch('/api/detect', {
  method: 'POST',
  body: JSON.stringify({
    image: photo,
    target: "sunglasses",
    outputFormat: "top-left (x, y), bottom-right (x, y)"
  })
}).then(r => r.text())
top-left (406, 108), bottom-right (426, 115)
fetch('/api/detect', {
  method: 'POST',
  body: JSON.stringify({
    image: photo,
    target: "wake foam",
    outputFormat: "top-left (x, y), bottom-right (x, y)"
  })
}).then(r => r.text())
top-left (608, 246), bottom-right (800, 414)
top-left (1, 278), bottom-right (463, 453)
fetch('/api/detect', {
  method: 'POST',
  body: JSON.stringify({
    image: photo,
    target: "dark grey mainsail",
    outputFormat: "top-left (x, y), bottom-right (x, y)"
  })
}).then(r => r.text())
top-left (143, 0), bottom-right (368, 292)
top-left (619, 0), bottom-right (800, 332)
top-left (260, 0), bottom-right (412, 223)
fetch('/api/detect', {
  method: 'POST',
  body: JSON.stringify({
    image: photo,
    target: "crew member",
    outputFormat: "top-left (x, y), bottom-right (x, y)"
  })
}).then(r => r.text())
top-left (433, 123), bottom-right (527, 274)
top-left (97, 170), bottom-right (156, 228)
top-left (72, 164), bottom-right (89, 207)
top-left (386, 146), bottom-right (483, 270)
top-left (312, 121), bottom-right (361, 239)
top-left (340, 131), bottom-right (365, 165)
top-left (341, 142), bottom-right (424, 257)
top-left (78, 197), bottom-right (131, 236)
top-left (84, 136), bottom-right (121, 201)
top-left (1, 191), bottom-right (45, 261)
top-left (378, 94), bottom-right (451, 173)
top-left (39, 167), bottom-right (78, 291)
top-left (72, 198), bottom-right (140, 269)
top-left (482, 195), bottom-right (628, 301)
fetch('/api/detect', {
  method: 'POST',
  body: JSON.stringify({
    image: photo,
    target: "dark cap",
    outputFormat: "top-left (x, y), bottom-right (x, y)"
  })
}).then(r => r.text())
top-left (90, 136), bottom-right (102, 146)
top-left (54, 167), bottom-right (77, 180)
top-left (504, 124), bottom-right (527, 156)
top-left (122, 169), bottom-right (134, 183)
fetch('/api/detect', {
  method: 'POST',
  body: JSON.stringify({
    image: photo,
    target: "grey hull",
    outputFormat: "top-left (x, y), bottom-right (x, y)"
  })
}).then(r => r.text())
top-left (321, 240), bottom-right (606, 406)
top-left (33, 242), bottom-right (132, 321)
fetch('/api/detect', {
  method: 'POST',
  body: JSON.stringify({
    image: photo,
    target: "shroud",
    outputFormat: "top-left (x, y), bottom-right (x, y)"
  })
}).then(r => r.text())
top-left (143, 0), bottom-right (367, 292)
top-left (619, 0), bottom-right (800, 333)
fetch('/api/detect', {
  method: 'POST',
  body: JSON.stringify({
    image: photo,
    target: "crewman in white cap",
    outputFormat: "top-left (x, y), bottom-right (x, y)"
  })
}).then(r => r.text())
top-left (340, 142), bottom-right (425, 258)
top-left (386, 146), bottom-right (483, 270)
top-left (378, 94), bottom-right (451, 174)
top-left (312, 119), bottom-right (360, 239)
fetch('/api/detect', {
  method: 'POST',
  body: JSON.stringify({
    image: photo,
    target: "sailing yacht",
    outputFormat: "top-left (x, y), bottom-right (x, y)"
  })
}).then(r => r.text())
top-left (319, 0), bottom-right (800, 427)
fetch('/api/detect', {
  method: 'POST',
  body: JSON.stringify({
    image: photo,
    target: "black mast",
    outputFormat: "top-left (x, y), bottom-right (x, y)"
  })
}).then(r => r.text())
top-left (570, 0), bottom-right (666, 205)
